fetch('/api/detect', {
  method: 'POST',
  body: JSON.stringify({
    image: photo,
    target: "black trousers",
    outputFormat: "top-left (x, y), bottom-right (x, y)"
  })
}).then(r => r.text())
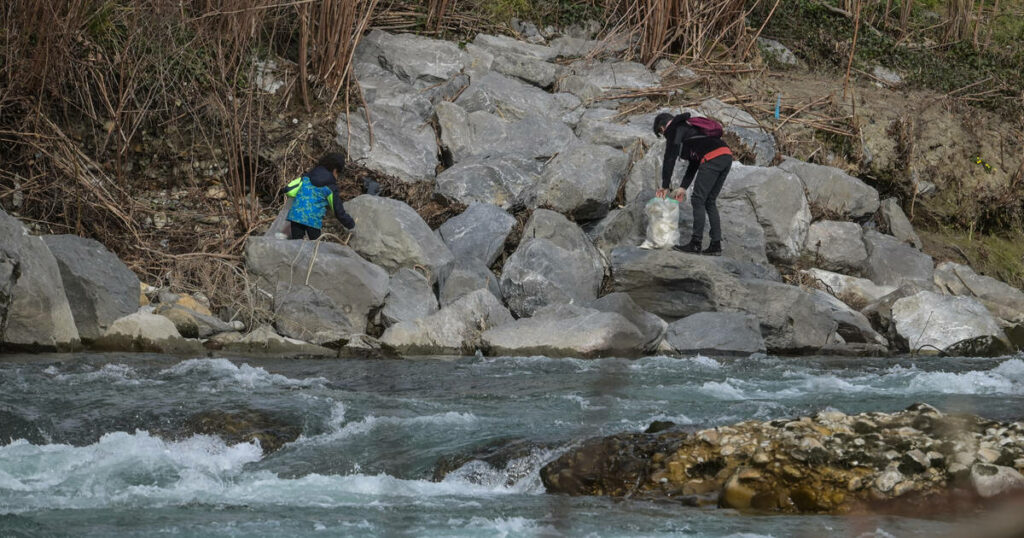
top-left (689, 155), bottom-right (732, 243)
top-left (289, 221), bottom-right (322, 240)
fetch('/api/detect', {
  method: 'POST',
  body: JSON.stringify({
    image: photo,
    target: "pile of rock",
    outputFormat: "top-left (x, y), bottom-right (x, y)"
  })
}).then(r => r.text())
top-left (3, 28), bottom-right (1023, 358)
top-left (540, 403), bottom-right (1024, 514)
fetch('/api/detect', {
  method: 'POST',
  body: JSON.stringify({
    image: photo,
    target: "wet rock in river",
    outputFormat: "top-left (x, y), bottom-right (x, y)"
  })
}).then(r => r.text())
top-left (179, 409), bottom-right (301, 455)
top-left (540, 404), bottom-right (1024, 514)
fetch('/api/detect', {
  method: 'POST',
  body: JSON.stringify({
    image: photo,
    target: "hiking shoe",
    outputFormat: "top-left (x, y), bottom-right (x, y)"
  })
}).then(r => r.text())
top-left (673, 238), bottom-right (703, 254)
top-left (702, 241), bottom-right (722, 256)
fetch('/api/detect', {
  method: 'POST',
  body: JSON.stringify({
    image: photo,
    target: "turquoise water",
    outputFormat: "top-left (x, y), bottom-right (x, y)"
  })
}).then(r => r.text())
top-left (2, 352), bottom-right (1022, 537)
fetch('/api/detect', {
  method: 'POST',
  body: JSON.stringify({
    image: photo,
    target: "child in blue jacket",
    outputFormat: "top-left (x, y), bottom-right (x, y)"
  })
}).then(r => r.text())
top-left (285, 153), bottom-right (355, 239)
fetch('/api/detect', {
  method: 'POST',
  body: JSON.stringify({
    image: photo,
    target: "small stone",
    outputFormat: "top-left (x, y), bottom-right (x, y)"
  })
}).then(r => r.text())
top-left (873, 469), bottom-right (903, 493)
top-left (852, 419), bottom-right (877, 434)
top-left (782, 465), bottom-right (803, 480)
top-left (977, 447), bottom-right (1001, 463)
top-left (847, 477), bottom-right (863, 491)
top-left (698, 429), bottom-right (720, 445)
top-left (752, 452), bottom-right (771, 465)
top-left (720, 445), bottom-right (736, 456)
top-left (892, 481), bottom-right (915, 496)
top-left (668, 460), bottom-right (684, 482)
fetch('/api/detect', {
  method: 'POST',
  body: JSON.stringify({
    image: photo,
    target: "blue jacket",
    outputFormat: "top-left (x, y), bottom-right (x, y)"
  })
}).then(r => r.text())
top-left (285, 166), bottom-right (355, 229)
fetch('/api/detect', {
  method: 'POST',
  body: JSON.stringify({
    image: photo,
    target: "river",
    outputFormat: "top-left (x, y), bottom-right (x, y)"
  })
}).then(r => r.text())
top-left (1, 352), bottom-right (1022, 537)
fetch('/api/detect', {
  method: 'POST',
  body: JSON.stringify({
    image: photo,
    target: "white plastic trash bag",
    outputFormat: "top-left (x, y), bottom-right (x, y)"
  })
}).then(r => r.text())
top-left (265, 196), bottom-right (293, 238)
top-left (640, 197), bottom-right (680, 249)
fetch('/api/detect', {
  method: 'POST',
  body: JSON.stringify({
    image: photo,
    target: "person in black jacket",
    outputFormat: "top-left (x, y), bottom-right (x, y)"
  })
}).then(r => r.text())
top-left (284, 152), bottom-right (356, 240)
top-left (653, 112), bottom-right (733, 255)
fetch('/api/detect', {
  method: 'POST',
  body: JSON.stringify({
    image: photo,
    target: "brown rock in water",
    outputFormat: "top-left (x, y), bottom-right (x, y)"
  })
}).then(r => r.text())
top-left (540, 403), bottom-right (1024, 515)
top-left (180, 409), bottom-right (301, 455)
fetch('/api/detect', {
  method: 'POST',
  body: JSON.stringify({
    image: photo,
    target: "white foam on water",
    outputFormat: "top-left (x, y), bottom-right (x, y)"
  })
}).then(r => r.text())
top-left (451, 516), bottom-right (550, 537)
top-left (0, 427), bottom-right (533, 515)
top-left (699, 380), bottom-right (747, 400)
top-left (296, 411), bottom-right (480, 447)
top-left (905, 369), bottom-right (1019, 394)
top-left (45, 363), bottom-right (155, 386)
top-left (628, 354), bottom-right (722, 371)
top-left (562, 394), bottom-right (606, 410)
top-left (159, 358), bottom-right (327, 390)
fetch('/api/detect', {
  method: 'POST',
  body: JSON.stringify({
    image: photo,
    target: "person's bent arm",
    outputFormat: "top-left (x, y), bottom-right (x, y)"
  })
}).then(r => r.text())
top-left (328, 187), bottom-right (356, 229)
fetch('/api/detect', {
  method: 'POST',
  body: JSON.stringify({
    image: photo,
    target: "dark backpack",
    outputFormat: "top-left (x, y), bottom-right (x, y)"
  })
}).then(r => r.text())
top-left (685, 116), bottom-right (724, 138)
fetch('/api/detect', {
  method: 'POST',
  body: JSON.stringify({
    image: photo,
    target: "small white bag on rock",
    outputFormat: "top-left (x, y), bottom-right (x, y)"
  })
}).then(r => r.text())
top-left (640, 197), bottom-right (680, 249)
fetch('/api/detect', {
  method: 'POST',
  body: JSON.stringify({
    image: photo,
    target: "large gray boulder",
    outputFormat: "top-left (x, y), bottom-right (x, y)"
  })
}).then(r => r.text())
top-left (42, 234), bottom-right (139, 342)
top-left (588, 292), bottom-right (667, 351)
top-left (439, 259), bottom-right (502, 306)
top-left (273, 285), bottom-right (355, 345)
top-left (352, 61), bottom-right (432, 120)
top-left (435, 102), bottom-right (578, 163)
top-left (345, 195), bottom-right (455, 285)
top-left (482, 303), bottom-right (646, 358)
top-left (733, 279), bottom-right (841, 353)
top-left (500, 210), bottom-right (605, 318)
top-left (336, 105), bottom-right (438, 183)
top-left (698, 98), bottom-right (777, 166)
top-left (437, 203), bottom-right (516, 268)
top-left (778, 158), bottom-right (880, 219)
top-left (719, 164), bottom-right (811, 263)
top-left (563, 60), bottom-right (660, 97)
top-left (435, 154), bottom-right (543, 210)
top-left (609, 246), bottom-right (748, 321)
top-left (891, 290), bottom-right (1010, 355)
top-left (531, 143), bottom-right (629, 220)
top-left (588, 203), bottom-right (645, 256)
top-left (381, 268), bottom-right (438, 327)
top-left (863, 230), bottom-right (934, 289)
top-left (490, 52), bottom-right (560, 88)
top-left (879, 198), bottom-right (922, 248)
top-left (244, 236), bottom-right (389, 334)
top-left (933, 261), bottom-right (1024, 324)
top-left (472, 34), bottom-right (560, 61)
top-left (355, 30), bottom-right (470, 86)
top-left (625, 139), bottom-right (670, 204)
top-left (0, 210), bottom-right (79, 349)
top-left (802, 220), bottom-right (867, 275)
top-left (665, 312), bottom-right (765, 355)
top-left (716, 198), bottom-right (773, 270)
top-left (456, 71), bottom-right (583, 126)
top-left (575, 108), bottom-right (659, 149)
top-left (380, 289), bottom-right (513, 355)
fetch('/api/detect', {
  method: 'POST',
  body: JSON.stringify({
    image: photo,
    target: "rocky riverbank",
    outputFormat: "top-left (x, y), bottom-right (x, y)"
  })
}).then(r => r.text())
top-left (2, 29), bottom-right (1024, 358)
top-left (540, 403), bottom-right (1024, 514)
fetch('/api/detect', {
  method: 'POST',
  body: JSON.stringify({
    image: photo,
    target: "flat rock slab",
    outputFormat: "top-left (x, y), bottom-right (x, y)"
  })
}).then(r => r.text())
top-left (863, 230), bottom-right (934, 289)
top-left (665, 311), bottom-right (765, 355)
top-left (482, 303), bottom-right (646, 358)
top-left (435, 101), bottom-right (579, 163)
top-left (779, 157), bottom-right (880, 219)
top-left (434, 153), bottom-right (544, 210)
top-left (437, 203), bottom-right (516, 268)
top-left (336, 105), bottom-right (438, 183)
top-left (345, 195), bottom-right (455, 285)
top-left (42, 234), bottom-right (140, 342)
top-left (531, 143), bottom-right (629, 221)
top-left (802, 220), bottom-right (867, 275)
top-left (892, 290), bottom-right (1010, 355)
